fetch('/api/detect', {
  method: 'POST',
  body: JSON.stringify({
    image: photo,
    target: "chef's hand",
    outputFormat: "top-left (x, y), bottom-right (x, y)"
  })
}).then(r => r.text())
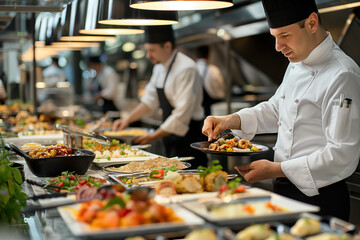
top-left (94, 93), bottom-right (102, 103)
top-left (234, 160), bottom-right (285, 183)
top-left (202, 114), bottom-right (241, 142)
top-left (133, 133), bottom-right (155, 145)
top-left (112, 119), bottom-right (129, 131)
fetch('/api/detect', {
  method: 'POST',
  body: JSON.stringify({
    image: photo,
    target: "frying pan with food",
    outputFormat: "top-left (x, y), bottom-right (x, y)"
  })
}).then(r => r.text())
top-left (9, 144), bottom-right (95, 177)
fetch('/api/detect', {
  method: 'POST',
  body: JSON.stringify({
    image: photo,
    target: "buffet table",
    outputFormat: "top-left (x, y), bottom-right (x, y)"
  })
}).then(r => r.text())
top-left (11, 154), bottom-right (358, 240)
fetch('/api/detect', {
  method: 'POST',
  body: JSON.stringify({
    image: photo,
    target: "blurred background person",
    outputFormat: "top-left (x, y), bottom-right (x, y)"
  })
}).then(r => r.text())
top-left (88, 56), bottom-right (120, 113)
top-left (0, 79), bottom-right (7, 105)
top-left (113, 26), bottom-right (207, 167)
top-left (196, 45), bottom-right (225, 116)
top-left (37, 57), bottom-right (70, 114)
top-left (42, 57), bottom-right (66, 87)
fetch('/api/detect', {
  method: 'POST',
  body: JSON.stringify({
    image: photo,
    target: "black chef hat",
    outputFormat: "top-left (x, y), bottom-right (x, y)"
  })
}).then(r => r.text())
top-left (262, 0), bottom-right (318, 28)
top-left (144, 25), bottom-right (175, 44)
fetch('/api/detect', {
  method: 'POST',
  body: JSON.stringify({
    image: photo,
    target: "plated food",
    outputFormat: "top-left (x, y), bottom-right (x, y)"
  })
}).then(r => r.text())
top-left (191, 141), bottom-right (269, 156)
top-left (180, 188), bottom-right (320, 226)
top-left (9, 143), bottom-right (95, 177)
top-left (21, 142), bottom-right (43, 151)
top-left (82, 138), bottom-right (155, 167)
top-left (28, 144), bottom-right (73, 158)
top-left (83, 139), bottom-right (148, 159)
top-left (290, 217), bottom-right (321, 237)
top-left (209, 137), bottom-right (258, 152)
top-left (48, 171), bottom-right (107, 192)
top-left (105, 157), bottom-right (189, 173)
top-left (236, 224), bottom-right (275, 240)
top-left (155, 160), bottom-right (233, 196)
top-left (103, 128), bottom-right (148, 137)
top-left (75, 197), bottom-right (183, 229)
top-left (210, 200), bottom-right (285, 218)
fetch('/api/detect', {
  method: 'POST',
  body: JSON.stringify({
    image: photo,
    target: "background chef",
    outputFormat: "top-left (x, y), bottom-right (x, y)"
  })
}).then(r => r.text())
top-left (202, 0), bottom-right (360, 220)
top-left (113, 26), bottom-right (207, 168)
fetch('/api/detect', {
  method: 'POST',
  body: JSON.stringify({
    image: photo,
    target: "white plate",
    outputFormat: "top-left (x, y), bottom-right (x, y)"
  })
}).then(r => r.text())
top-left (58, 204), bottom-right (205, 238)
top-left (155, 187), bottom-right (270, 204)
top-left (180, 188), bottom-right (319, 226)
top-left (93, 150), bottom-right (160, 167)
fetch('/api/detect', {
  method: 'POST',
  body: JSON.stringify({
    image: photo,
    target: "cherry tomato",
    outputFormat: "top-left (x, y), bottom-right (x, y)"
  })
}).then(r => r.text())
top-left (79, 179), bottom-right (87, 185)
top-left (151, 169), bottom-right (165, 178)
top-left (117, 208), bottom-right (131, 217)
top-left (69, 175), bottom-right (75, 180)
top-left (235, 185), bottom-right (246, 193)
top-left (58, 182), bottom-right (64, 187)
top-left (219, 185), bottom-right (228, 194)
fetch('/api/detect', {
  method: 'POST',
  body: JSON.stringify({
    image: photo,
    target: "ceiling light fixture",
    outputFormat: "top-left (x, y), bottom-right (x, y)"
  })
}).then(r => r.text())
top-left (98, 0), bottom-right (178, 26)
top-left (59, 0), bottom-right (118, 41)
top-left (80, 0), bottom-right (144, 35)
top-left (129, 0), bottom-right (233, 11)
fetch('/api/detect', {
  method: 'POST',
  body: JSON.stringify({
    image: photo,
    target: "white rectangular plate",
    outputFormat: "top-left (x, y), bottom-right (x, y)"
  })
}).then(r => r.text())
top-left (180, 188), bottom-right (319, 226)
top-left (155, 187), bottom-right (270, 204)
top-left (93, 151), bottom-right (160, 167)
top-left (58, 204), bottom-right (205, 238)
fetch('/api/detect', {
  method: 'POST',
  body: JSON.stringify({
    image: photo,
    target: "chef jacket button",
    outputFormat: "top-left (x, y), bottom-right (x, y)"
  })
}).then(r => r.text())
top-left (295, 99), bottom-right (299, 104)
top-left (278, 121), bottom-right (281, 126)
top-left (311, 72), bottom-right (315, 76)
top-left (292, 66), bottom-right (295, 69)
top-left (281, 95), bottom-right (285, 99)
top-left (289, 128), bottom-right (292, 132)
top-left (285, 154), bottom-right (289, 158)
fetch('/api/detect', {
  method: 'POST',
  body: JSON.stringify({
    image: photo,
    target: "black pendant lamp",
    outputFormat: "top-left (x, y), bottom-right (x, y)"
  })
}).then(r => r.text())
top-left (79, 0), bottom-right (144, 35)
top-left (59, 0), bottom-right (116, 42)
top-left (129, 0), bottom-right (233, 11)
top-left (98, 0), bottom-right (178, 26)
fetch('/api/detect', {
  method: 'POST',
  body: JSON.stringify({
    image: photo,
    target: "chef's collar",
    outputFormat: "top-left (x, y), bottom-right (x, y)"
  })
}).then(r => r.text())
top-left (302, 33), bottom-right (332, 66)
top-left (262, 0), bottom-right (318, 28)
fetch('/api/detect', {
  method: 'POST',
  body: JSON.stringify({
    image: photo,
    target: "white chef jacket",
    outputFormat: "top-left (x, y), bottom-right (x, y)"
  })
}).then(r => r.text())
top-left (42, 64), bottom-right (66, 87)
top-left (196, 59), bottom-right (225, 99)
top-left (232, 34), bottom-right (360, 196)
top-left (97, 66), bottom-right (119, 101)
top-left (141, 51), bottom-right (204, 137)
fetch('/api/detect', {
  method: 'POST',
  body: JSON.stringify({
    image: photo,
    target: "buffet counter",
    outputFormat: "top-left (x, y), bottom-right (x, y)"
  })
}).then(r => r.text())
top-left (10, 153), bottom-right (359, 240)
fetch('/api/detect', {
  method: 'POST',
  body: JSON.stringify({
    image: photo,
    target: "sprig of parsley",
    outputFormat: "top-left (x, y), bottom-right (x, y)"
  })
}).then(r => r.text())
top-left (197, 160), bottom-right (223, 178)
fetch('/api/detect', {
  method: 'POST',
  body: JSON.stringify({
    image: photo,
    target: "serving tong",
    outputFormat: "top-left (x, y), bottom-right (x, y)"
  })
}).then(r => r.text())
top-left (212, 131), bottom-right (238, 143)
top-left (56, 124), bottom-right (112, 145)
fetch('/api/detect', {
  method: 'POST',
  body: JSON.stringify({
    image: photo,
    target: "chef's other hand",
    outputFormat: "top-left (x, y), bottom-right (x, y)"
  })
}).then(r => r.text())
top-left (133, 133), bottom-right (155, 145)
top-left (112, 119), bottom-right (129, 131)
top-left (202, 114), bottom-right (241, 142)
top-left (234, 160), bottom-right (285, 183)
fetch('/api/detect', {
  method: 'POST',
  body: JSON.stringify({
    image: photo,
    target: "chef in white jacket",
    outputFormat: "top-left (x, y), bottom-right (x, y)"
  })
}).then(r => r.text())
top-left (202, 0), bottom-right (360, 220)
top-left (113, 26), bottom-right (207, 167)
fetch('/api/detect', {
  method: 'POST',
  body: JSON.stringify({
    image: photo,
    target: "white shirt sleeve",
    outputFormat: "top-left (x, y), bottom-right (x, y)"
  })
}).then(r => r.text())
top-left (100, 67), bottom-right (119, 100)
top-left (281, 71), bottom-right (360, 196)
top-left (204, 64), bottom-right (225, 99)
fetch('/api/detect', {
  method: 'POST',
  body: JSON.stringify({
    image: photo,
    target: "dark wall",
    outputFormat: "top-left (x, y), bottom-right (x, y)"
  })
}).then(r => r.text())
top-left (230, 33), bottom-right (288, 85)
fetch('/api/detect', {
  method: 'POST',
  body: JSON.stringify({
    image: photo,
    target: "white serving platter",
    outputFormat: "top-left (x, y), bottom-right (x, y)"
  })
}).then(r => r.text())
top-left (58, 204), bottom-right (205, 238)
top-left (92, 150), bottom-right (160, 167)
top-left (154, 187), bottom-right (271, 205)
top-left (180, 188), bottom-right (320, 226)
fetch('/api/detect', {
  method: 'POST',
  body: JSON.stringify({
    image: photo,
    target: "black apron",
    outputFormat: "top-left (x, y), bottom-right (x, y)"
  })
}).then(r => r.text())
top-left (201, 66), bottom-right (221, 117)
top-left (156, 52), bottom-right (208, 168)
top-left (273, 177), bottom-right (350, 221)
